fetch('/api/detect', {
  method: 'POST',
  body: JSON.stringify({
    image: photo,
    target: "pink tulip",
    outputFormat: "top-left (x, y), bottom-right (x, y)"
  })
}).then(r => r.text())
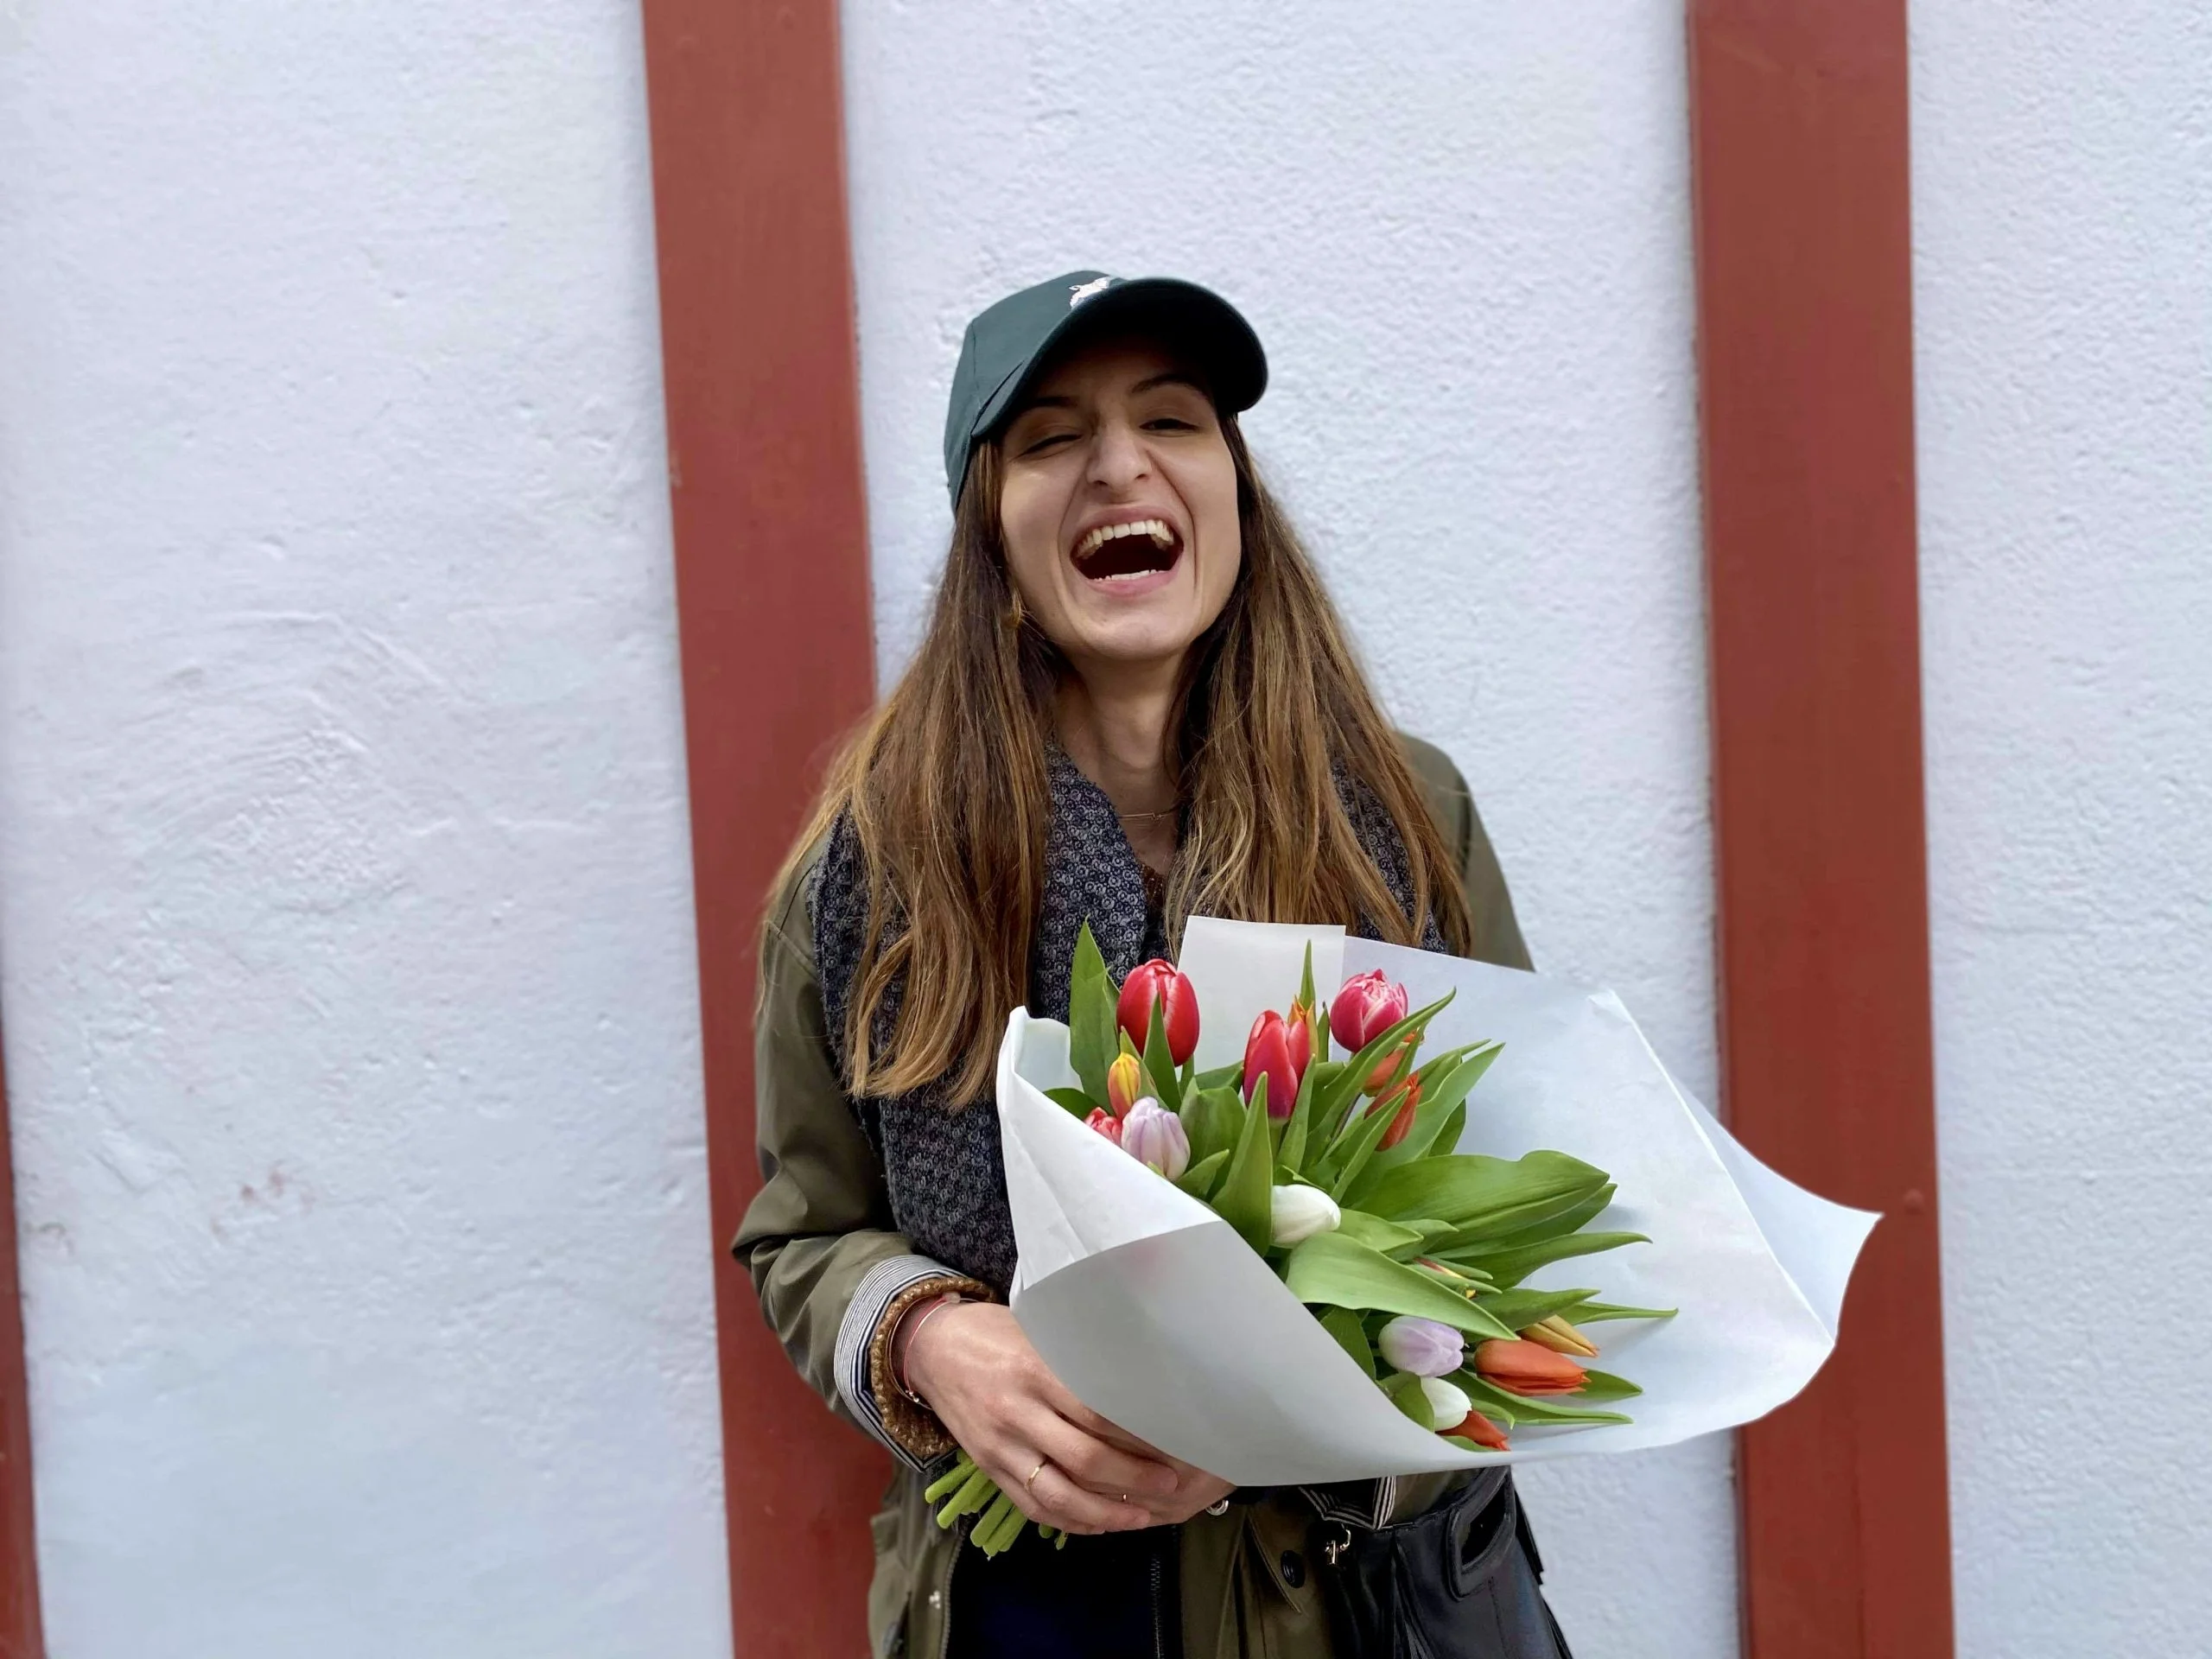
top-left (1377, 1316), bottom-right (1466, 1378)
top-left (1119, 1099), bottom-right (1190, 1180)
top-left (1084, 1107), bottom-right (1122, 1147)
top-left (1331, 970), bottom-right (1409, 1054)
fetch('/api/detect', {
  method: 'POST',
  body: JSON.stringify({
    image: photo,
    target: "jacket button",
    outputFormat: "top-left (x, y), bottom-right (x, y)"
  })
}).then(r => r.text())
top-left (1280, 1549), bottom-right (1305, 1589)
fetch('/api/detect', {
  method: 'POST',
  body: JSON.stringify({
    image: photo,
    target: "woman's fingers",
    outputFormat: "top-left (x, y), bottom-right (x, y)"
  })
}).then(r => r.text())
top-left (1023, 1410), bottom-right (1179, 1505)
top-left (1006, 1459), bottom-right (1151, 1535)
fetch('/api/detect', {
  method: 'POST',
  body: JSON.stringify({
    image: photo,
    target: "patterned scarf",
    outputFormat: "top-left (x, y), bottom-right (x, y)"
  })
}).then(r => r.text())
top-left (810, 747), bottom-right (1440, 1294)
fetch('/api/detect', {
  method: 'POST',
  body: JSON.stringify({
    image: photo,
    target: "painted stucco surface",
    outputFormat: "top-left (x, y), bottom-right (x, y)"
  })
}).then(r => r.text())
top-left (1911, 5), bottom-right (2212, 1656)
top-left (0, 5), bottom-right (732, 1656)
top-left (840, 4), bottom-right (1728, 1651)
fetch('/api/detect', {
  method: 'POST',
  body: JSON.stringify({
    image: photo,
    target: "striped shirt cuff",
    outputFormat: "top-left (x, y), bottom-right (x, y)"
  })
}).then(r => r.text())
top-left (835, 1253), bottom-right (988, 1472)
top-left (1300, 1478), bottom-right (1397, 1530)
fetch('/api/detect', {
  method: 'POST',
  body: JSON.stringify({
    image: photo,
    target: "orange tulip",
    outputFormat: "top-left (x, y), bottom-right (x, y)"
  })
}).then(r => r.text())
top-left (1455, 1409), bottom-right (1511, 1452)
top-left (1473, 1338), bottom-right (1588, 1396)
top-left (1370, 1071), bottom-right (1423, 1149)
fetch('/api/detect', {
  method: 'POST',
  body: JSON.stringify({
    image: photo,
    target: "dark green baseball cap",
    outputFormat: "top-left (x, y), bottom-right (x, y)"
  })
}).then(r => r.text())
top-left (941, 270), bottom-right (1268, 503)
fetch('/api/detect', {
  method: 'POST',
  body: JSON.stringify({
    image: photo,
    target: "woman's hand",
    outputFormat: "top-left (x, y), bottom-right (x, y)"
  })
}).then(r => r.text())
top-left (902, 1300), bottom-right (1234, 1533)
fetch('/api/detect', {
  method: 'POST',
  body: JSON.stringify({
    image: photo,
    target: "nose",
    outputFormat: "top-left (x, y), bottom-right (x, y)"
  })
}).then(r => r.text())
top-left (1086, 416), bottom-right (1149, 494)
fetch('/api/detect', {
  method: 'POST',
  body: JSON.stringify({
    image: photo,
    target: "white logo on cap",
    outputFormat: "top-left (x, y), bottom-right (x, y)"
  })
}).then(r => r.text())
top-left (1069, 276), bottom-right (1114, 307)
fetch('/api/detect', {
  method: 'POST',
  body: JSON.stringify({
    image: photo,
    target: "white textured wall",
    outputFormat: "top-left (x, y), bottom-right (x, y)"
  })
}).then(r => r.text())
top-left (841, 4), bottom-right (1726, 1650)
top-left (1912, 6), bottom-right (2212, 1656)
top-left (0, 5), bottom-right (730, 1656)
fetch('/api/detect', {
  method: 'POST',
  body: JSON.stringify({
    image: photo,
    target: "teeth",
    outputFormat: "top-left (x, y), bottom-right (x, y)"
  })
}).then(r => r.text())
top-left (1075, 518), bottom-right (1174, 559)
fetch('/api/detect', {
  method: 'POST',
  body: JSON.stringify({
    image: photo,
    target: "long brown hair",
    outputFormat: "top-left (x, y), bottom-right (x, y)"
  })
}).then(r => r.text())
top-left (778, 416), bottom-right (1474, 1105)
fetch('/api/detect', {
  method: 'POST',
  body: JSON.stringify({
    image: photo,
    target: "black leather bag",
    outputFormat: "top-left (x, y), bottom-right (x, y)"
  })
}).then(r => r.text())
top-left (1317, 1471), bottom-right (1573, 1659)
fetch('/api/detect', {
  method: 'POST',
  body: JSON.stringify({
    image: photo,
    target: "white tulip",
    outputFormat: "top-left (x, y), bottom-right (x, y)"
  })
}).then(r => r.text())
top-left (1419, 1376), bottom-right (1473, 1433)
top-left (1268, 1184), bottom-right (1341, 1247)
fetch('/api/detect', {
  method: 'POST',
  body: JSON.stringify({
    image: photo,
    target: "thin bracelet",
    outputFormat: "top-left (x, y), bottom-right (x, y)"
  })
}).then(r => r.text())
top-left (893, 1291), bottom-right (965, 1408)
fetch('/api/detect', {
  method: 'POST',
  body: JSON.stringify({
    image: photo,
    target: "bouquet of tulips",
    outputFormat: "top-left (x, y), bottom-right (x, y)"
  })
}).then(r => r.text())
top-left (927, 926), bottom-right (1670, 1558)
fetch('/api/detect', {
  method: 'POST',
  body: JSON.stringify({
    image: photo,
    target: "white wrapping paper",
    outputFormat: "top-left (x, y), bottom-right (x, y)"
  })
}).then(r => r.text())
top-left (995, 918), bottom-right (1878, 1483)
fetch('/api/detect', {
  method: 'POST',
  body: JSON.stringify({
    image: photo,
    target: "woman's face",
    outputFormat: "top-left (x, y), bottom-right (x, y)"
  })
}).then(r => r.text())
top-left (996, 336), bottom-right (1242, 678)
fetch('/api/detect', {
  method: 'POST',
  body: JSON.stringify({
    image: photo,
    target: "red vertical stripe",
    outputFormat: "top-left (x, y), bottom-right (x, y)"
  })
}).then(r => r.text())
top-left (637, 2), bottom-right (882, 1652)
top-left (0, 1029), bottom-right (45, 1658)
top-left (1688, 3), bottom-right (1955, 1656)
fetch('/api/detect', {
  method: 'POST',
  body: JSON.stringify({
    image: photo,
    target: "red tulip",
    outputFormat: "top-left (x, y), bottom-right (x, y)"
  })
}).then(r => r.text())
top-left (1243, 1010), bottom-right (1306, 1118)
top-left (1455, 1409), bottom-right (1511, 1452)
top-left (1473, 1338), bottom-right (1588, 1396)
top-left (1084, 1107), bottom-right (1122, 1147)
top-left (1371, 1071), bottom-right (1423, 1149)
top-left (1116, 959), bottom-right (1200, 1065)
top-left (1330, 969), bottom-right (1409, 1054)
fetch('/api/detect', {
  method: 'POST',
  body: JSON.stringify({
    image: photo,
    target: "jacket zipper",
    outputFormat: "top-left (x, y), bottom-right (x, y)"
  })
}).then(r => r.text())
top-left (1150, 1538), bottom-right (1169, 1659)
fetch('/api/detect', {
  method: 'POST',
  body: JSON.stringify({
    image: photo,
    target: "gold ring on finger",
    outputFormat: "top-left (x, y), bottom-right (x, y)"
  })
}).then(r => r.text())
top-left (1026, 1459), bottom-right (1048, 1491)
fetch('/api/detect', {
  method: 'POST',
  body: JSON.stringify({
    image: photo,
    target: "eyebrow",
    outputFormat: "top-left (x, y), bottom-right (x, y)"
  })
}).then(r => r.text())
top-left (1010, 372), bottom-right (1210, 416)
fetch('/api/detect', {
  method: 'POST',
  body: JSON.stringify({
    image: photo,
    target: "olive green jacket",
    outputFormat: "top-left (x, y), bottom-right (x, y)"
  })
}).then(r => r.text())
top-left (734, 736), bottom-right (1530, 1659)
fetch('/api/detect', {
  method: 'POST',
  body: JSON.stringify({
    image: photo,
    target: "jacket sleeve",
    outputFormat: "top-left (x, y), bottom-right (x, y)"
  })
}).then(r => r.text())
top-left (732, 861), bottom-right (990, 1471)
top-left (1400, 733), bottom-right (1534, 971)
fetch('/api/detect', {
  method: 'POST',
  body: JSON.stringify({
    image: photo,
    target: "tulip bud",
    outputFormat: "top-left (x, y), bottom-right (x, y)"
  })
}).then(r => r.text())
top-left (1473, 1338), bottom-right (1588, 1396)
top-left (1330, 969), bottom-right (1409, 1054)
top-left (1418, 1376), bottom-right (1472, 1433)
top-left (1370, 1071), bottom-right (1422, 1149)
top-left (1288, 997), bottom-right (1319, 1070)
top-left (1269, 1184), bottom-right (1341, 1247)
top-left (1120, 1098), bottom-right (1190, 1180)
top-left (1084, 1107), bottom-right (1122, 1147)
top-left (1377, 1316), bottom-right (1466, 1379)
top-left (1521, 1315), bottom-right (1600, 1359)
top-left (1243, 1010), bottom-right (1306, 1118)
top-left (1106, 1051), bottom-right (1145, 1119)
top-left (1116, 959), bottom-right (1201, 1065)
top-left (1362, 1034), bottom-right (1417, 1098)
top-left (1457, 1409), bottom-right (1511, 1452)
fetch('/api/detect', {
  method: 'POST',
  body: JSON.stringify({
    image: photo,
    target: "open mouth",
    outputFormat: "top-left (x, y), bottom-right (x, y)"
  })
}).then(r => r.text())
top-left (1071, 518), bottom-right (1183, 583)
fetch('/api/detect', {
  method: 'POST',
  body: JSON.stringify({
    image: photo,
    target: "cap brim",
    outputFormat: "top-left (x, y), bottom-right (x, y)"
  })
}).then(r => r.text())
top-left (973, 276), bottom-right (1268, 445)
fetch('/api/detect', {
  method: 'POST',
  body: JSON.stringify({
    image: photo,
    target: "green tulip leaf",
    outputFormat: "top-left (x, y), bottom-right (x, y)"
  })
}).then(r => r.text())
top-left (1380, 1370), bottom-right (1434, 1428)
top-left (1069, 923), bottom-right (1116, 1104)
top-left (1213, 1071), bottom-right (1276, 1254)
top-left (1571, 1369), bottom-right (1642, 1402)
top-left (1332, 1209), bottom-right (1429, 1256)
top-left (1443, 1184), bottom-right (1618, 1255)
top-left (1356, 1150), bottom-right (1609, 1233)
top-left (1459, 1373), bottom-right (1632, 1427)
top-left (1325, 1088), bottom-right (1403, 1202)
top-left (1175, 1148), bottom-right (1230, 1200)
top-left (1282, 1232), bottom-right (1516, 1341)
top-left (1045, 1087), bottom-right (1101, 1120)
top-left (1319, 1306), bottom-right (1375, 1376)
top-left (1142, 996), bottom-right (1177, 1107)
top-left (1278, 1060), bottom-right (1322, 1175)
top-left (1179, 1085), bottom-right (1243, 1166)
top-left (1194, 1061), bottom-right (1243, 1091)
top-left (1468, 1287), bottom-right (1600, 1332)
top-left (1455, 1230), bottom-right (1649, 1290)
top-left (1565, 1301), bottom-right (1678, 1325)
top-left (1439, 1433), bottom-right (1505, 1455)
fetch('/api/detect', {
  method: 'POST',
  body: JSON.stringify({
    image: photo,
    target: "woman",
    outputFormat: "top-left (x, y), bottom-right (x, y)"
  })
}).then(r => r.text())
top-left (736, 272), bottom-right (1569, 1658)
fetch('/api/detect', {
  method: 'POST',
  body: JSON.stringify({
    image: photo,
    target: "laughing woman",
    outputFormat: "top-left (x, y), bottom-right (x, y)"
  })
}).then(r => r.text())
top-left (736, 273), bottom-right (1571, 1659)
